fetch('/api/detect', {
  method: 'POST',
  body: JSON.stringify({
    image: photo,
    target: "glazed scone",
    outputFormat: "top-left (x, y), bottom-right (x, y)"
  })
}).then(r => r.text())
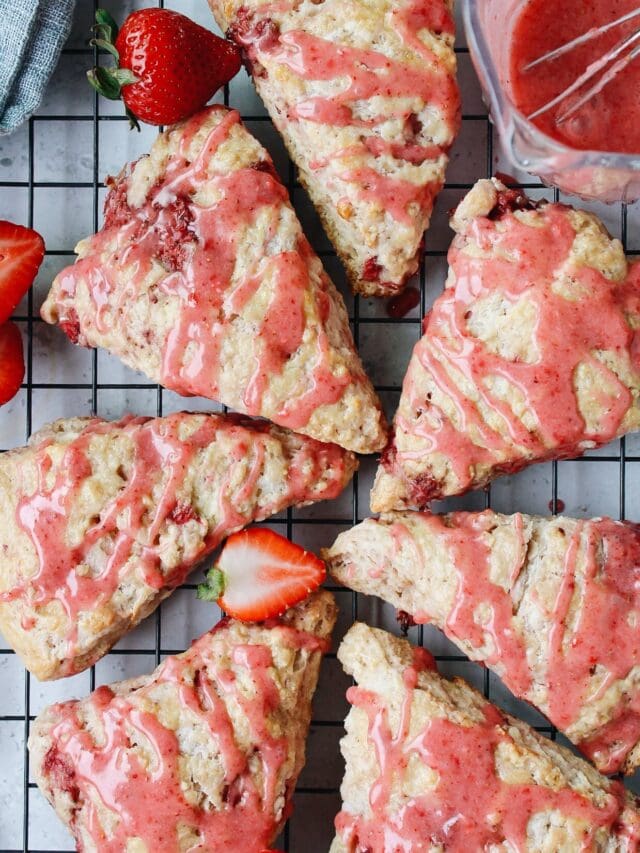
top-left (0, 412), bottom-right (355, 680)
top-left (41, 106), bottom-right (387, 454)
top-left (209, 0), bottom-right (460, 297)
top-left (331, 623), bottom-right (640, 852)
top-left (371, 178), bottom-right (640, 509)
top-left (29, 590), bottom-right (336, 853)
top-left (324, 510), bottom-right (640, 776)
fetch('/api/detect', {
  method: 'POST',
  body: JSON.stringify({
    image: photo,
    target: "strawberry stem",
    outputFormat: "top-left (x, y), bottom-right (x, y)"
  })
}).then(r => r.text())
top-left (87, 9), bottom-right (141, 130)
top-left (197, 567), bottom-right (226, 602)
top-left (125, 106), bottom-right (141, 133)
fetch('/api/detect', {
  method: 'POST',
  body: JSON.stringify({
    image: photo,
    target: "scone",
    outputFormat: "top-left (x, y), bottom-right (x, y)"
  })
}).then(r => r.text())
top-left (372, 178), bottom-right (640, 510)
top-left (324, 510), bottom-right (640, 775)
top-left (331, 623), bottom-right (640, 852)
top-left (29, 590), bottom-right (336, 853)
top-left (209, 0), bottom-right (460, 297)
top-left (0, 411), bottom-right (355, 680)
top-left (41, 106), bottom-right (387, 454)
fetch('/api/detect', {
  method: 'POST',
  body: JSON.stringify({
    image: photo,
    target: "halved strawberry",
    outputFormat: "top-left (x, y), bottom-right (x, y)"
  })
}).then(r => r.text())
top-left (197, 528), bottom-right (326, 622)
top-left (0, 322), bottom-right (25, 405)
top-left (0, 221), bottom-right (45, 324)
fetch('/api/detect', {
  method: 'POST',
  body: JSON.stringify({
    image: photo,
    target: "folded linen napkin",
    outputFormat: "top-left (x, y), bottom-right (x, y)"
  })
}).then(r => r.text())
top-left (0, 0), bottom-right (76, 134)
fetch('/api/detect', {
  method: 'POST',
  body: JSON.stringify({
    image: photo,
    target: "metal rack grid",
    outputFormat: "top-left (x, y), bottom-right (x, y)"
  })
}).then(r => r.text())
top-left (0, 0), bottom-right (638, 850)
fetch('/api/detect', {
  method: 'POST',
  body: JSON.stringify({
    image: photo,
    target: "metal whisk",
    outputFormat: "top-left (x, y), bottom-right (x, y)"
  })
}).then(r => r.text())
top-left (524, 7), bottom-right (640, 124)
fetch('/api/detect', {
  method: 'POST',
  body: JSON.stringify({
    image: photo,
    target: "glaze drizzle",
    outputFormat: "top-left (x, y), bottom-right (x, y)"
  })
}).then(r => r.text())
top-left (388, 200), bottom-right (640, 501)
top-left (336, 655), bottom-right (637, 850)
top-left (386, 511), bottom-right (640, 774)
top-left (229, 0), bottom-right (460, 288)
top-left (43, 619), bottom-right (326, 851)
top-left (0, 412), bottom-right (349, 671)
top-left (47, 108), bottom-right (371, 434)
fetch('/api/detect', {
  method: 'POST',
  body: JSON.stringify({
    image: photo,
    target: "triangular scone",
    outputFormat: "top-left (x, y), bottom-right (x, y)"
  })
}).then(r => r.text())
top-left (0, 412), bottom-right (355, 680)
top-left (372, 178), bottom-right (640, 510)
top-left (209, 0), bottom-right (460, 297)
top-left (29, 590), bottom-right (336, 853)
top-left (331, 623), bottom-right (640, 852)
top-left (41, 106), bottom-right (386, 454)
top-left (325, 510), bottom-right (640, 775)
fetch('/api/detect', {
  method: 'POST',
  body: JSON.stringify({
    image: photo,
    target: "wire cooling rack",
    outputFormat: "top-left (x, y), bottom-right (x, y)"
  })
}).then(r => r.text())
top-left (1, 1), bottom-right (639, 850)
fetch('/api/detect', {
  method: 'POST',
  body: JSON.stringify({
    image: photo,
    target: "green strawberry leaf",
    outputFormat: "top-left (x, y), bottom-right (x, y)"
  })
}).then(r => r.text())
top-left (86, 66), bottom-right (122, 101)
top-left (89, 37), bottom-right (120, 61)
top-left (94, 9), bottom-right (119, 44)
top-left (88, 10), bottom-right (143, 130)
top-left (196, 567), bottom-right (226, 602)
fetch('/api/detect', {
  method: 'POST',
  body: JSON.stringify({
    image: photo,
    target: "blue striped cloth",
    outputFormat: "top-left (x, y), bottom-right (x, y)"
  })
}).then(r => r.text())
top-left (0, 0), bottom-right (76, 134)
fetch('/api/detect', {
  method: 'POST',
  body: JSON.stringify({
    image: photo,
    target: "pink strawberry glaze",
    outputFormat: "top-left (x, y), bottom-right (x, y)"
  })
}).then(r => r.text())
top-left (45, 618), bottom-right (326, 851)
top-left (53, 108), bottom-right (355, 428)
top-left (580, 695), bottom-right (640, 775)
top-left (546, 520), bottom-right (640, 740)
top-left (415, 512), bottom-right (532, 696)
top-left (265, 30), bottom-right (455, 129)
top-left (338, 167), bottom-right (439, 228)
top-left (390, 202), bottom-right (640, 500)
top-left (386, 512), bottom-right (640, 774)
top-left (336, 659), bottom-right (637, 851)
top-left (2, 413), bottom-right (212, 603)
top-left (364, 137), bottom-right (444, 167)
top-left (233, 1), bottom-right (459, 228)
top-left (0, 412), bottom-right (348, 670)
top-left (243, 252), bottom-right (307, 412)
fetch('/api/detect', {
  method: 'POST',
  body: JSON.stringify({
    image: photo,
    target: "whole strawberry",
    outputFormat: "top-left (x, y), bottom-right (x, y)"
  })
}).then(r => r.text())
top-left (87, 8), bottom-right (241, 128)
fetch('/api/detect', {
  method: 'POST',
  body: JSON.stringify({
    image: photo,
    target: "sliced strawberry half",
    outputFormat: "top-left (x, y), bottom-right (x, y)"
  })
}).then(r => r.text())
top-left (0, 321), bottom-right (25, 405)
top-left (0, 221), bottom-right (45, 325)
top-left (197, 528), bottom-right (326, 622)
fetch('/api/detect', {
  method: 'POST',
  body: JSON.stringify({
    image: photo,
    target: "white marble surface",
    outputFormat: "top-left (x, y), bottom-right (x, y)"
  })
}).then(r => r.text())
top-left (0, 0), bottom-right (638, 850)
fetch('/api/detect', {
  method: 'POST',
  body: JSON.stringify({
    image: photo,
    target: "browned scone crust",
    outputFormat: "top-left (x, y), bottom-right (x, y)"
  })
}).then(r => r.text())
top-left (41, 106), bottom-right (387, 454)
top-left (209, 0), bottom-right (460, 297)
top-left (324, 510), bottom-right (640, 776)
top-left (331, 623), bottom-right (640, 852)
top-left (0, 412), bottom-right (355, 680)
top-left (29, 591), bottom-right (337, 853)
top-left (371, 178), bottom-right (640, 510)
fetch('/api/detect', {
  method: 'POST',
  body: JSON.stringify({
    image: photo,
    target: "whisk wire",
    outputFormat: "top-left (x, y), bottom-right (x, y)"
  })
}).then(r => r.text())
top-left (523, 7), bottom-right (640, 70)
top-left (524, 7), bottom-right (640, 124)
top-left (528, 23), bottom-right (640, 121)
top-left (556, 36), bottom-right (640, 123)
